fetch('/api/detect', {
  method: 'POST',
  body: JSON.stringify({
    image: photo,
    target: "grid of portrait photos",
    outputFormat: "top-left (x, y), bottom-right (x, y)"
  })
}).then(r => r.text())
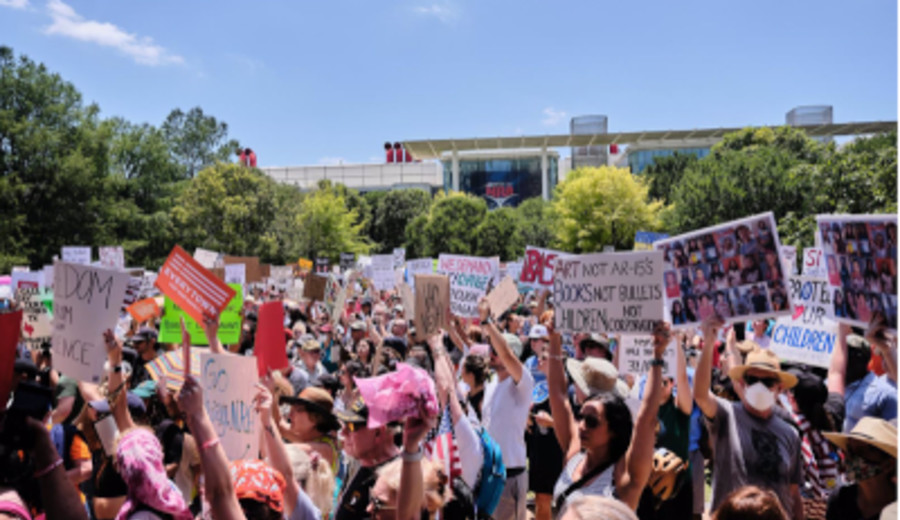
top-left (816, 214), bottom-right (898, 332)
top-left (654, 212), bottom-right (792, 328)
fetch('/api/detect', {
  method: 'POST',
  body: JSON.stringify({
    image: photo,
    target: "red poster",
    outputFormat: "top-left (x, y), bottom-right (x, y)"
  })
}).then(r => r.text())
top-left (126, 297), bottom-right (161, 323)
top-left (0, 310), bottom-right (23, 411)
top-left (155, 245), bottom-right (236, 326)
top-left (254, 301), bottom-right (288, 377)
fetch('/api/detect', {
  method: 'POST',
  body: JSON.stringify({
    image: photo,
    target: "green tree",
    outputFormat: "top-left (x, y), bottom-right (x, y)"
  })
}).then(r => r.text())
top-left (108, 118), bottom-right (184, 212)
top-left (475, 207), bottom-right (524, 261)
top-left (171, 163), bottom-right (281, 259)
top-left (422, 192), bottom-right (487, 256)
top-left (370, 189), bottom-right (432, 253)
top-left (516, 197), bottom-right (556, 249)
top-left (162, 107), bottom-right (239, 178)
top-left (642, 152), bottom-right (698, 205)
top-left (291, 184), bottom-right (373, 261)
top-left (404, 214), bottom-right (429, 259)
top-left (552, 166), bottom-right (662, 252)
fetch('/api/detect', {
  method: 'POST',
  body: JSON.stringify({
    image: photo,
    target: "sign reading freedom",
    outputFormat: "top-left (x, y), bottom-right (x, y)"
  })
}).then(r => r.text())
top-left (553, 251), bottom-right (664, 334)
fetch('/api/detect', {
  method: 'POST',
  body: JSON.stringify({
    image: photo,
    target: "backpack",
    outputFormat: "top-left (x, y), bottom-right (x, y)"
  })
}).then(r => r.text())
top-left (473, 427), bottom-right (505, 517)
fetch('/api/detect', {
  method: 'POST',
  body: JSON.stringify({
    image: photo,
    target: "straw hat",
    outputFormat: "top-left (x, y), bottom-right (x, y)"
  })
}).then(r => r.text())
top-left (565, 357), bottom-right (623, 398)
top-left (823, 417), bottom-right (897, 459)
top-left (280, 387), bottom-right (340, 432)
top-left (728, 348), bottom-right (798, 389)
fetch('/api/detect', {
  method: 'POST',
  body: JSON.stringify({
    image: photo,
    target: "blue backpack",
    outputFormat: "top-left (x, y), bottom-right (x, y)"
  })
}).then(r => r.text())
top-left (474, 427), bottom-right (506, 516)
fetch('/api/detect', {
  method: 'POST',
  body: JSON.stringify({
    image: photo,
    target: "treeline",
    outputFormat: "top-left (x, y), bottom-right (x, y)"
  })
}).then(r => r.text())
top-left (0, 47), bottom-right (896, 272)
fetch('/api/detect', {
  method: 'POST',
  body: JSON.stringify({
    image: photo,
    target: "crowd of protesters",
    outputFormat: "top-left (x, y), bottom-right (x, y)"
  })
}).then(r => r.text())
top-left (1, 266), bottom-right (897, 520)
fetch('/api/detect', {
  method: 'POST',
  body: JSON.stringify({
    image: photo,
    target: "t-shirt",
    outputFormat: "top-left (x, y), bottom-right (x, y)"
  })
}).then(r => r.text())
top-left (826, 484), bottom-right (881, 520)
top-left (657, 399), bottom-right (691, 461)
top-left (335, 458), bottom-right (395, 520)
top-left (482, 369), bottom-right (535, 469)
top-left (707, 396), bottom-right (802, 514)
top-left (844, 372), bottom-right (898, 432)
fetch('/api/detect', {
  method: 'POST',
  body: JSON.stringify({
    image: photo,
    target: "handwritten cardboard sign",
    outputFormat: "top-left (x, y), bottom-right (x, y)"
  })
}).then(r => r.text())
top-left (193, 248), bottom-right (221, 269)
top-left (200, 352), bottom-right (259, 460)
top-left (255, 302), bottom-right (289, 376)
top-left (802, 248), bottom-right (826, 278)
top-left (19, 288), bottom-right (52, 350)
top-left (437, 254), bottom-right (499, 318)
top-left (303, 274), bottom-right (328, 301)
top-left (269, 266), bottom-right (293, 292)
top-left (0, 310), bottom-right (23, 411)
top-left (485, 276), bottom-right (519, 319)
top-left (393, 248), bottom-right (406, 269)
top-left (61, 246), bottom-right (91, 265)
top-left (406, 258), bottom-right (434, 291)
top-left (414, 274), bottom-right (450, 341)
top-left (769, 276), bottom-right (839, 368)
top-left (619, 336), bottom-right (677, 377)
top-left (654, 212), bottom-right (792, 328)
top-left (156, 246), bottom-right (236, 326)
top-left (158, 284), bottom-right (243, 346)
top-left (781, 245), bottom-right (798, 276)
top-left (224, 264), bottom-right (246, 285)
top-left (371, 255), bottom-right (395, 291)
top-left (399, 282), bottom-right (415, 315)
top-left (126, 297), bottom-right (161, 323)
top-left (553, 251), bottom-right (665, 334)
top-left (223, 256), bottom-right (262, 283)
top-left (52, 261), bottom-right (130, 383)
top-left (99, 246), bottom-right (125, 270)
top-left (816, 214), bottom-right (898, 331)
top-left (519, 246), bottom-right (565, 290)
top-left (10, 271), bottom-right (42, 291)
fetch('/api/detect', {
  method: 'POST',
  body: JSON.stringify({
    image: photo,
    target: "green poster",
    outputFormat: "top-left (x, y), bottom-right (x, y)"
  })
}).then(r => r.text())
top-left (158, 284), bottom-right (243, 345)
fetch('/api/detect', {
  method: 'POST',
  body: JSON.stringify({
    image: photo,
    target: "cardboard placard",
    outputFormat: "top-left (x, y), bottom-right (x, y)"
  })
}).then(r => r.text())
top-left (485, 276), bottom-right (519, 319)
top-left (158, 284), bottom-right (243, 346)
top-left (19, 288), bottom-right (52, 350)
top-left (303, 274), bottom-right (328, 301)
top-left (61, 246), bottom-right (91, 265)
top-left (519, 246), bottom-right (565, 290)
top-left (553, 251), bottom-right (665, 334)
top-left (770, 276), bottom-right (839, 369)
top-left (619, 336), bottom-right (677, 377)
top-left (781, 245), bottom-right (798, 275)
top-left (52, 262), bottom-right (130, 383)
top-left (10, 271), bottom-right (42, 291)
top-left (816, 214), bottom-right (898, 331)
top-left (224, 264), bottom-right (246, 285)
top-left (223, 256), bottom-right (262, 283)
top-left (399, 282), bottom-right (415, 316)
top-left (414, 274), bottom-right (450, 341)
top-left (255, 302), bottom-right (289, 376)
top-left (99, 246), bottom-right (125, 270)
top-left (437, 254), bottom-right (499, 318)
top-left (200, 352), bottom-right (259, 460)
top-left (0, 310), bottom-right (23, 410)
top-left (156, 246), bottom-right (237, 326)
top-left (406, 258), bottom-right (434, 291)
top-left (126, 297), bottom-right (161, 323)
top-left (802, 248), bottom-right (826, 278)
top-left (193, 248), bottom-right (221, 269)
top-left (654, 212), bottom-right (793, 328)
top-left (393, 248), bottom-right (406, 269)
top-left (269, 266), bottom-right (293, 292)
top-left (370, 255), bottom-right (395, 291)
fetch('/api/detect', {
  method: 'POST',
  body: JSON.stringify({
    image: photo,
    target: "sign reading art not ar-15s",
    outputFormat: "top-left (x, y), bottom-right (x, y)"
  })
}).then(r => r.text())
top-left (553, 251), bottom-right (664, 334)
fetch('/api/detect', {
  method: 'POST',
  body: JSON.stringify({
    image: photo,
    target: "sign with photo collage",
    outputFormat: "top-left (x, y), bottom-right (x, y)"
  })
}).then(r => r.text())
top-left (654, 212), bottom-right (792, 328)
top-left (816, 214), bottom-right (898, 331)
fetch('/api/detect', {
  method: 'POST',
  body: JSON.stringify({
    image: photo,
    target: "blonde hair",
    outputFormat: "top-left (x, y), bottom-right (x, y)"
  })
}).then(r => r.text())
top-left (375, 457), bottom-right (452, 516)
top-left (284, 444), bottom-right (334, 517)
top-left (562, 496), bottom-right (638, 520)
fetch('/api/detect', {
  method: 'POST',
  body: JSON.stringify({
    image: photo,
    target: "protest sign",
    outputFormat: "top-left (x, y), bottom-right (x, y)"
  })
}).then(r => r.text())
top-left (393, 248), bottom-right (406, 269)
top-left (224, 264), bottom-right (246, 285)
top-left (399, 282), bottom-right (415, 315)
top-left (414, 274), bottom-right (450, 341)
top-left (371, 254), bottom-right (395, 291)
top-left (193, 248), bottom-right (221, 269)
top-left (286, 279), bottom-right (304, 302)
top-left (269, 266), bottom-right (293, 292)
top-left (62, 246), bottom-right (91, 265)
top-left (0, 310), bottom-right (23, 411)
top-left (53, 262), bottom-right (130, 383)
top-left (485, 276), bottom-right (519, 320)
top-left (654, 212), bottom-right (792, 328)
top-left (223, 256), bottom-right (262, 283)
top-left (297, 258), bottom-right (313, 272)
top-left (10, 271), bottom-right (42, 291)
top-left (519, 246), bottom-right (564, 290)
top-left (315, 257), bottom-right (330, 274)
top-left (200, 352), bottom-right (259, 460)
top-left (634, 231), bottom-right (670, 251)
top-left (157, 246), bottom-right (236, 326)
top-left (19, 288), bottom-right (52, 351)
top-left (139, 272), bottom-right (159, 298)
top-left (816, 214), bottom-right (898, 331)
top-left (159, 284), bottom-right (243, 345)
top-left (340, 253), bottom-right (356, 272)
top-left (619, 336), bottom-right (677, 378)
top-left (121, 277), bottom-right (141, 313)
top-left (781, 245), bottom-right (798, 275)
top-left (802, 248), bottom-right (826, 278)
top-left (99, 246), bottom-right (125, 270)
top-left (406, 258), bottom-right (434, 290)
top-left (126, 297), bottom-right (160, 323)
top-left (303, 274), bottom-right (328, 301)
top-left (255, 302), bottom-right (289, 376)
top-left (553, 251), bottom-right (665, 334)
top-left (42, 265), bottom-right (54, 289)
top-left (437, 254), bottom-right (499, 318)
top-left (769, 276), bottom-right (839, 368)
top-left (323, 275), bottom-right (344, 321)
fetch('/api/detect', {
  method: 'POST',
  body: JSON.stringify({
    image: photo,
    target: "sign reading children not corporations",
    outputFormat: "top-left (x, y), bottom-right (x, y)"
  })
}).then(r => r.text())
top-left (553, 251), bottom-right (664, 334)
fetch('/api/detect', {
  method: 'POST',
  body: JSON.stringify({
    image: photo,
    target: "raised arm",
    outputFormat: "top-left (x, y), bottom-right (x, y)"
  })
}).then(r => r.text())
top-left (253, 381), bottom-right (305, 517)
top-left (202, 312), bottom-right (228, 355)
top-left (27, 417), bottom-right (89, 520)
top-left (827, 323), bottom-right (851, 395)
top-left (398, 411), bottom-right (437, 520)
top-left (478, 298), bottom-right (524, 383)
top-left (548, 329), bottom-right (579, 461)
top-left (693, 315), bottom-right (723, 419)
top-left (674, 334), bottom-right (693, 415)
top-left (103, 329), bottom-right (135, 432)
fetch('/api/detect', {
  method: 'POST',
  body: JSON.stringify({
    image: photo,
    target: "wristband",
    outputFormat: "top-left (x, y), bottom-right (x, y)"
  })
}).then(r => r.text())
top-left (201, 438), bottom-right (220, 451)
top-left (548, 354), bottom-right (566, 361)
top-left (481, 316), bottom-right (494, 326)
top-left (649, 358), bottom-right (665, 367)
top-left (402, 446), bottom-right (424, 462)
top-left (112, 365), bottom-right (123, 374)
top-left (34, 458), bottom-right (63, 478)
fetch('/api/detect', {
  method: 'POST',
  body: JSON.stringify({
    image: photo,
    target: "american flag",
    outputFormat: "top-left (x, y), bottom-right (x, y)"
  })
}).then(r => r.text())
top-left (424, 406), bottom-right (462, 478)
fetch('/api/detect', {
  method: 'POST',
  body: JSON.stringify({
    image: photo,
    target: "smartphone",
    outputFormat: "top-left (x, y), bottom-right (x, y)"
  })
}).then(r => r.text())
top-left (734, 322), bottom-right (746, 342)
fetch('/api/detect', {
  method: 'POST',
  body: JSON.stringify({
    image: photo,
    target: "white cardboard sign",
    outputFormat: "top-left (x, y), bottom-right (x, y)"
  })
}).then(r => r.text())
top-left (770, 276), bottom-right (839, 369)
top-left (99, 246), bottom-right (125, 270)
top-left (437, 254), bottom-right (500, 318)
top-left (200, 352), bottom-right (259, 460)
top-left (224, 264), bottom-right (246, 285)
top-left (619, 336), bottom-right (677, 378)
top-left (62, 246), bottom-right (91, 265)
top-left (370, 255), bottom-right (395, 291)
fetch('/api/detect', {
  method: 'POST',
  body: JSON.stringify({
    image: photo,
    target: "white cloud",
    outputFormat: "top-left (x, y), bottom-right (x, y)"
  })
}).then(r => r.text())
top-left (318, 157), bottom-right (348, 166)
top-left (542, 107), bottom-right (568, 127)
top-left (0, 0), bottom-right (29, 9)
top-left (43, 0), bottom-right (183, 66)
top-left (412, 3), bottom-right (459, 24)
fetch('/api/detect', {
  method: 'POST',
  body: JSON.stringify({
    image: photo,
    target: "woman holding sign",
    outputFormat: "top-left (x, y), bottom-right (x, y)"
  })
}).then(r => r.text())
top-left (546, 321), bottom-right (671, 514)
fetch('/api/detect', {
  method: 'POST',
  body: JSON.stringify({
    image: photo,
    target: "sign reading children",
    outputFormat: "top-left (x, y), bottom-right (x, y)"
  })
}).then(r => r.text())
top-left (553, 251), bottom-right (664, 334)
top-left (654, 212), bottom-right (793, 328)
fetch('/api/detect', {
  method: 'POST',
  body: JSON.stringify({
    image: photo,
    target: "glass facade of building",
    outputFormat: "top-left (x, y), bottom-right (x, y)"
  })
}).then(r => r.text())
top-left (628, 147), bottom-right (711, 174)
top-left (441, 155), bottom-right (558, 209)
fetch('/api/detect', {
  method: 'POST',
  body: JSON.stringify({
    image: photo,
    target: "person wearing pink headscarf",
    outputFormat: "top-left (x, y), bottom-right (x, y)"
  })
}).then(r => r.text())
top-left (115, 428), bottom-right (192, 520)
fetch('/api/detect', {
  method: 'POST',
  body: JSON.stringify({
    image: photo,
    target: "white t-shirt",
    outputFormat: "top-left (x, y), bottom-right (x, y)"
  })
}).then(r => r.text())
top-left (481, 370), bottom-right (534, 468)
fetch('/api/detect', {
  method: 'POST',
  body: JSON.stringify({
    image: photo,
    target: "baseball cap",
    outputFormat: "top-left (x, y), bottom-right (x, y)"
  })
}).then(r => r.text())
top-left (528, 325), bottom-right (549, 340)
top-left (350, 320), bottom-right (367, 332)
top-left (335, 396), bottom-right (369, 427)
top-left (130, 327), bottom-right (158, 343)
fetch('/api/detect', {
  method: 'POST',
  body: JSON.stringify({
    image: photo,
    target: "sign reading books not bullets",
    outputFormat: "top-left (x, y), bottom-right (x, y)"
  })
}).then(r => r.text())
top-left (654, 212), bottom-right (793, 329)
top-left (553, 250), bottom-right (664, 334)
top-left (155, 245), bottom-right (237, 326)
top-left (816, 214), bottom-right (898, 332)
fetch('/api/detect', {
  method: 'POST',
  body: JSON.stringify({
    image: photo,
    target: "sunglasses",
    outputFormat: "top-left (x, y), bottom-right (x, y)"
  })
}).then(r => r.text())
top-left (577, 413), bottom-right (602, 430)
top-left (342, 421), bottom-right (366, 433)
top-left (743, 375), bottom-right (779, 388)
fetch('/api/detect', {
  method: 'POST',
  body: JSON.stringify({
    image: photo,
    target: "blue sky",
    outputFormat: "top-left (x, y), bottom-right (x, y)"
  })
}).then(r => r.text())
top-left (0, 1), bottom-right (896, 166)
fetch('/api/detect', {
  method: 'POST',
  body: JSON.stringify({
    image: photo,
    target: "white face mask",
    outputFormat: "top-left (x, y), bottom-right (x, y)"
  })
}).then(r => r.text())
top-left (744, 382), bottom-right (776, 412)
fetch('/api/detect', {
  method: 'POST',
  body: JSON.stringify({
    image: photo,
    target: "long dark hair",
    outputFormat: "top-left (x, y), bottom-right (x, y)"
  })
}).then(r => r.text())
top-left (585, 393), bottom-right (633, 465)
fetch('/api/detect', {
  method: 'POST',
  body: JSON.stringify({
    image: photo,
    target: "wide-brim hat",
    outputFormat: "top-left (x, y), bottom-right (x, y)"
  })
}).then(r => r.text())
top-left (823, 417), bottom-right (897, 459)
top-left (581, 333), bottom-right (610, 352)
top-left (728, 347), bottom-right (798, 389)
top-left (279, 387), bottom-right (340, 431)
top-left (565, 357), bottom-right (622, 398)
